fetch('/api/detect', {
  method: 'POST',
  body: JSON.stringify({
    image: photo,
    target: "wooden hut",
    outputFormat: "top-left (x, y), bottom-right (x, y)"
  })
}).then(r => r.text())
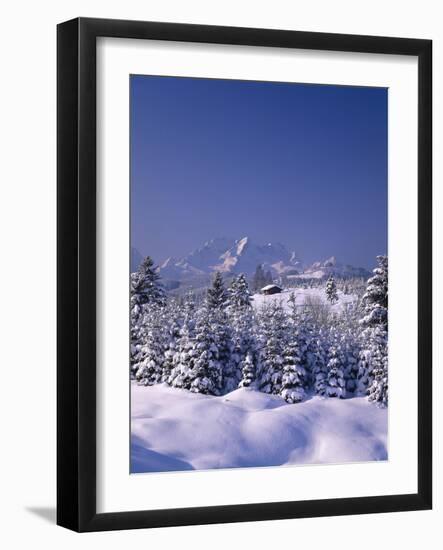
top-left (261, 284), bottom-right (283, 295)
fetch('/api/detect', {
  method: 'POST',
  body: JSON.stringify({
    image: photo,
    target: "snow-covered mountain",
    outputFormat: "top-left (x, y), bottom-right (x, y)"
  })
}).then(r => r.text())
top-left (158, 238), bottom-right (370, 282)
top-left (159, 237), bottom-right (302, 280)
top-left (290, 256), bottom-right (370, 281)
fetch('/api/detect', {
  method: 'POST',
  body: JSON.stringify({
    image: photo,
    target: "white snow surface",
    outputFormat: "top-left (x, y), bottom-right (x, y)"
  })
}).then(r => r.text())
top-left (131, 383), bottom-right (387, 474)
top-left (251, 287), bottom-right (357, 312)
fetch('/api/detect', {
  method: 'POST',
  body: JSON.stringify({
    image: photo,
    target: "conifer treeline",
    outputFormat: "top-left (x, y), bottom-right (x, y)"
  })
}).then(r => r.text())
top-left (130, 256), bottom-right (388, 406)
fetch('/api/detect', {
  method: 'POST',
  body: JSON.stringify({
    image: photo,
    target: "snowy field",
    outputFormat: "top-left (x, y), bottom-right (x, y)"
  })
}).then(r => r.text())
top-left (131, 382), bottom-right (387, 474)
top-left (251, 287), bottom-right (357, 313)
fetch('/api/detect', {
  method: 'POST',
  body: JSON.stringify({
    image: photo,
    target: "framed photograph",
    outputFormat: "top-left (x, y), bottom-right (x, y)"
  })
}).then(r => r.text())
top-left (57, 17), bottom-right (432, 532)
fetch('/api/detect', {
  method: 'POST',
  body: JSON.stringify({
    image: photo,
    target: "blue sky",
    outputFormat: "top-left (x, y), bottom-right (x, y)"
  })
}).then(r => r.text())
top-left (131, 75), bottom-right (387, 269)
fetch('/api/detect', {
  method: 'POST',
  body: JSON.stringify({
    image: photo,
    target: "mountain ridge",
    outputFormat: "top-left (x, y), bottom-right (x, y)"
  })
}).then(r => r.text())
top-left (156, 236), bottom-right (369, 282)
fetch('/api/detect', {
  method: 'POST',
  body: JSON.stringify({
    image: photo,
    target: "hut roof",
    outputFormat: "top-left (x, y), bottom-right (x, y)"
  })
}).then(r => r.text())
top-left (261, 284), bottom-right (282, 292)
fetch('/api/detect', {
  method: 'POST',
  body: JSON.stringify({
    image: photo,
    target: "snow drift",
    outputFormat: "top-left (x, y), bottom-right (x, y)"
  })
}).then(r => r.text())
top-left (131, 383), bottom-right (388, 474)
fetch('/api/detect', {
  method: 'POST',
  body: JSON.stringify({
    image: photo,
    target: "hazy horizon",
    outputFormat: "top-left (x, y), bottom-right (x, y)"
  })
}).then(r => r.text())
top-left (131, 75), bottom-right (387, 270)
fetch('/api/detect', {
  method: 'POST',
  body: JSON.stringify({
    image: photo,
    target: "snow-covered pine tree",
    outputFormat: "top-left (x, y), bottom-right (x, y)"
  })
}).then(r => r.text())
top-left (325, 351), bottom-right (346, 398)
top-left (187, 306), bottom-right (223, 395)
top-left (130, 256), bottom-right (165, 374)
top-left (226, 274), bottom-right (257, 390)
top-left (356, 347), bottom-right (371, 394)
top-left (280, 292), bottom-right (309, 402)
top-left (257, 301), bottom-right (287, 395)
top-left (325, 275), bottom-right (338, 304)
top-left (340, 330), bottom-right (359, 394)
top-left (228, 274), bottom-right (252, 309)
top-left (135, 256), bottom-right (165, 306)
top-left (134, 305), bottom-right (165, 386)
top-left (161, 299), bottom-right (182, 383)
top-left (310, 328), bottom-right (328, 396)
top-left (130, 272), bottom-right (145, 375)
top-left (336, 304), bottom-right (361, 394)
top-left (287, 293), bottom-right (310, 366)
top-left (206, 271), bottom-right (228, 310)
top-left (365, 327), bottom-right (388, 406)
top-left (280, 338), bottom-right (307, 403)
top-left (358, 255), bottom-right (388, 406)
top-left (239, 352), bottom-right (255, 388)
top-left (361, 255), bottom-right (388, 327)
top-left (211, 307), bottom-right (234, 392)
top-left (130, 271), bottom-right (144, 313)
top-left (323, 327), bottom-right (346, 398)
top-left (234, 306), bottom-right (259, 390)
top-left (168, 294), bottom-right (197, 390)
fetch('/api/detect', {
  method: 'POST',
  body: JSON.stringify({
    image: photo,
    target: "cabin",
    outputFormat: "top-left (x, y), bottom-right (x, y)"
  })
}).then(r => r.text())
top-left (261, 284), bottom-right (283, 295)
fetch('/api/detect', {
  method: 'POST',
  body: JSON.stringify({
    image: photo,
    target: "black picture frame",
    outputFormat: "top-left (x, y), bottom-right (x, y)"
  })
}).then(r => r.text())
top-left (57, 17), bottom-right (432, 532)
